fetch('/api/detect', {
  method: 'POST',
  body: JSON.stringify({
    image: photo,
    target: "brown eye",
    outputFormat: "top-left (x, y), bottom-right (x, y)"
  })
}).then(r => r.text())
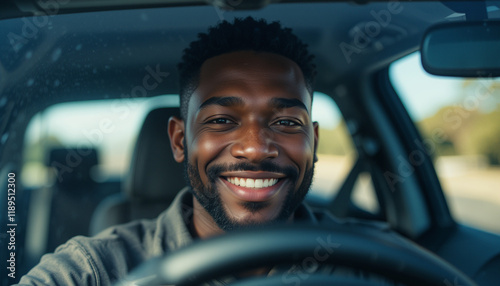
top-left (275, 119), bottom-right (300, 126)
top-left (209, 118), bottom-right (235, 124)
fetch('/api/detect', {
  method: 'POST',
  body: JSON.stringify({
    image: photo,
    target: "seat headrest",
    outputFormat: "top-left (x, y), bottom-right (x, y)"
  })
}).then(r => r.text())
top-left (125, 107), bottom-right (185, 201)
top-left (46, 147), bottom-right (99, 187)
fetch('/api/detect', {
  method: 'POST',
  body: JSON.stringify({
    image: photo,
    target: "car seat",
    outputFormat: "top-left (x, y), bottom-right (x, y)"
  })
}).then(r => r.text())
top-left (45, 147), bottom-right (102, 252)
top-left (90, 107), bottom-right (185, 235)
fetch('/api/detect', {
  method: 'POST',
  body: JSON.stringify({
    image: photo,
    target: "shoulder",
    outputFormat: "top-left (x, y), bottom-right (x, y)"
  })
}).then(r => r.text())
top-left (16, 189), bottom-right (192, 286)
top-left (16, 236), bottom-right (113, 286)
top-left (17, 217), bottom-right (162, 286)
top-left (95, 217), bottom-right (159, 249)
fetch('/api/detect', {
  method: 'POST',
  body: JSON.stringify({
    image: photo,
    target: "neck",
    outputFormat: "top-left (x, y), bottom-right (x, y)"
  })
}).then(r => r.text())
top-left (190, 195), bottom-right (297, 278)
top-left (192, 196), bottom-right (224, 239)
top-left (190, 197), bottom-right (277, 278)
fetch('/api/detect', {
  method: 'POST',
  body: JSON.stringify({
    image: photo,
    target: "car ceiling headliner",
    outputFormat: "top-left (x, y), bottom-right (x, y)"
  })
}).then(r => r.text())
top-left (0, 1), bottom-right (453, 109)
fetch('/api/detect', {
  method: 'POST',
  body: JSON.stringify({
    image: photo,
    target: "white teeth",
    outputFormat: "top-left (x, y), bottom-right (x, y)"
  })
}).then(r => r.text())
top-left (227, 177), bottom-right (279, 189)
top-left (255, 179), bottom-right (263, 188)
top-left (246, 179), bottom-right (255, 188)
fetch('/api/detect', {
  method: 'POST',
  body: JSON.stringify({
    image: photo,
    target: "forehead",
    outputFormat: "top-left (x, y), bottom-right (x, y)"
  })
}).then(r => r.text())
top-left (187, 51), bottom-right (311, 116)
top-left (201, 50), bottom-right (304, 81)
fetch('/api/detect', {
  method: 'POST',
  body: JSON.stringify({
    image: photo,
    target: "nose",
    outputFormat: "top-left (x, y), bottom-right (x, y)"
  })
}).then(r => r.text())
top-left (230, 123), bottom-right (278, 163)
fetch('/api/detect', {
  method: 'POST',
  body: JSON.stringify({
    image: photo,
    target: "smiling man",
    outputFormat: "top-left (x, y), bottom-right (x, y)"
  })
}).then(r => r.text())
top-left (17, 17), bottom-right (326, 285)
top-left (169, 20), bottom-right (318, 237)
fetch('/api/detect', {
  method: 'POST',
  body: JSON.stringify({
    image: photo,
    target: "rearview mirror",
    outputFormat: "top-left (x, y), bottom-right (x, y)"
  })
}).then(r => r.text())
top-left (421, 21), bottom-right (500, 77)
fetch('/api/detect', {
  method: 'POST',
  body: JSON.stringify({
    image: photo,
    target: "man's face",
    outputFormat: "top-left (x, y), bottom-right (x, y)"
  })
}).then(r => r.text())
top-left (169, 50), bottom-right (318, 232)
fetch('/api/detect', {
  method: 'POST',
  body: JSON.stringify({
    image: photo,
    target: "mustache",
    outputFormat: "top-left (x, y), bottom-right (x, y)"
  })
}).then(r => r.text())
top-left (206, 161), bottom-right (299, 182)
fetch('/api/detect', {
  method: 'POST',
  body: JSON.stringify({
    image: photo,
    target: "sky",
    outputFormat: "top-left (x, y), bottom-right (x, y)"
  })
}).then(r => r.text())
top-left (389, 52), bottom-right (464, 121)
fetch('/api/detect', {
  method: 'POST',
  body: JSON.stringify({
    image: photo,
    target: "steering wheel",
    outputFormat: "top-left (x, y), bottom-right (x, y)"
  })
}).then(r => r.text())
top-left (116, 223), bottom-right (476, 286)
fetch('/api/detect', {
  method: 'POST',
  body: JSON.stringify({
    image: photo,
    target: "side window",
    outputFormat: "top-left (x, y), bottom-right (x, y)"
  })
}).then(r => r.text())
top-left (390, 52), bottom-right (500, 234)
top-left (22, 95), bottom-right (179, 187)
top-left (310, 92), bottom-right (379, 218)
top-left (23, 100), bottom-right (145, 187)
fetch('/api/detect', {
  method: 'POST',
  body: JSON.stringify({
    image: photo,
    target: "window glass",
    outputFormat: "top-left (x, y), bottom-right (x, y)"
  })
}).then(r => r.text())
top-left (310, 93), bottom-right (378, 215)
top-left (390, 52), bottom-right (500, 234)
top-left (22, 95), bottom-right (179, 188)
top-left (311, 92), bottom-right (355, 197)
top-left (352, 173), bottom-right (378, 214)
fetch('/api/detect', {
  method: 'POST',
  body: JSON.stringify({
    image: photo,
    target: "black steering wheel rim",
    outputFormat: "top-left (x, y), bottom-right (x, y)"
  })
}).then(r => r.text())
top-left (118, 223), bottom-right (476, 286)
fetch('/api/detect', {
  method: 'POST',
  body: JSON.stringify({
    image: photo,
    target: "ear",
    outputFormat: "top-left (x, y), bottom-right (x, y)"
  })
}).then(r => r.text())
top-left (313, 121), bottom-right (319, 163)
top-left (168, 116), bottom-right (186, 163)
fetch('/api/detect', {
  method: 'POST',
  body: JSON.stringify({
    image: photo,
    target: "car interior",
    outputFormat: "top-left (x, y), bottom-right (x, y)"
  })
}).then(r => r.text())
top-left (89, 107), bottom-right (184, 236)
top-left (1, 0), bottom-right (500, 285)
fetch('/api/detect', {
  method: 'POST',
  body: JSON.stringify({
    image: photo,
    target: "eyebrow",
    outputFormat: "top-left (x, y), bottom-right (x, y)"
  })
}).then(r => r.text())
top-left (270, 98), bottom-right (309, 113)
top-left (198, 96), bottom-right (244, 111)
top-left (198, 96), bottom-right (309, 113)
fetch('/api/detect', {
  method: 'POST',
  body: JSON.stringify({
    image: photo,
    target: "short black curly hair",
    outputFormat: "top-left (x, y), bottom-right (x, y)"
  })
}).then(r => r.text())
top-left (177, 17), bottom-right (316, 120)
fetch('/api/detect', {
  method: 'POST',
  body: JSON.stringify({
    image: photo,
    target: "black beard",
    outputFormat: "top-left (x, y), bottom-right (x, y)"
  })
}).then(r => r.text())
top-left (184, 157), bottom-right (315, 232)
